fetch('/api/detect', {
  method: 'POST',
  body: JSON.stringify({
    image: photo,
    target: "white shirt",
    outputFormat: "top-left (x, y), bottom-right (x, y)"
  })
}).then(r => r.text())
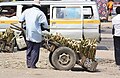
top-left (112, 14), bottom-right (120, 36)
top-left (19, 7), bottom-right (48, 43)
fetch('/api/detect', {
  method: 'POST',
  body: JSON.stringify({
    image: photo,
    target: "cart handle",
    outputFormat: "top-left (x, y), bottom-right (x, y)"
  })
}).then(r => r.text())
top-left (10, 23), bottom-right (24, 31)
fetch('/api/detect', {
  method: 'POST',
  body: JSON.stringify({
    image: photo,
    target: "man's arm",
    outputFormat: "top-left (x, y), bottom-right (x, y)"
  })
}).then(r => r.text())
top-left (39, 11), bottom-right (49, 32)
top-left (19, 11), bottom-right (26, 28)
top-left (112, 25), bottom-right (115, 35)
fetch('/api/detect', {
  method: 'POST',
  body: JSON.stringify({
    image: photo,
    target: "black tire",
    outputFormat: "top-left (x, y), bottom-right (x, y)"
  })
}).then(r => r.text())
top-left (9, 39), bottom-right (15, 52)
top-left (49, 52), bottom-right (54, 67)
top-left (51, 47), bottom-right (76, 70)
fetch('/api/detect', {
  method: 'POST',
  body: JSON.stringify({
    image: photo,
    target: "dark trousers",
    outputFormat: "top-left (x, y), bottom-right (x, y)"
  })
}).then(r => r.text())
top-left (26, 41), bottom-right (41, 68)
top-left (114, 36), bottom-right (120, 65)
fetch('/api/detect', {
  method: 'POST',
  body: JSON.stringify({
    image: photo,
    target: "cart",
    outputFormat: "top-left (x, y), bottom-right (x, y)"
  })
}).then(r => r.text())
top-left (42, 33), bottom-right (98, 72)
top-left (0, 23), bottom-right (98, 71)
top-left (0, 23), bottom-right (26, 52)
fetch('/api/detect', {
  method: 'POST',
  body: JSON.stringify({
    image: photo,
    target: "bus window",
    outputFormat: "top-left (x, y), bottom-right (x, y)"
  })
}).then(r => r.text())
top-left (22, 5), bottom-right (32, 12)
top-left (0, 6), bottom-right (16, 17)
top-left (40, 5), bottom-right (50, 25)
top-left (21, 5), bottom-right (50, 25)
top-left (83, 6), bottom-right (93, 19)
top-left (53, 7), bottom-right (81, 19)
top-left (56, 8), bottom-right (64, 18)
top-left (64, 8), bottom-right (81, 19)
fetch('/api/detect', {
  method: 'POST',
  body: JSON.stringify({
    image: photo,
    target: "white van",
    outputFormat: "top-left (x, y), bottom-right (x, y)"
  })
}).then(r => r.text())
top-left (0, 1), bottom-right (101, 41)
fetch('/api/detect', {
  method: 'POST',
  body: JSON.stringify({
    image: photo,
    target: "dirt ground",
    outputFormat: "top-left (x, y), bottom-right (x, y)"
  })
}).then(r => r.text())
top-left (0, 48), bottom-right (120, 78)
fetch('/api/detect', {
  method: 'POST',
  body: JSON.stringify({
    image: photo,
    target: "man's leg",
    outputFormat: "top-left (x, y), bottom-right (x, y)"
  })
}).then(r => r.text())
top-left (114, 36), bottom-right (120, 65)
top-left (30, 42), bottom-right (41, 68)
top-left (26, 41), bottom-right (33, 68)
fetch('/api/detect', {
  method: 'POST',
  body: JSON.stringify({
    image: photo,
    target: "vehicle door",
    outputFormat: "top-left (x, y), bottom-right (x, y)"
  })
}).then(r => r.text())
top-left (50, 5), bottom-right (83, 39)
top-left (82, 5), bottom-right (101, 41)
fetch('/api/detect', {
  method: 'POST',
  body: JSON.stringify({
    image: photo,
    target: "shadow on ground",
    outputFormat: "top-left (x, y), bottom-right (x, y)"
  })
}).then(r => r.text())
top-left (71, 66), bottom-right (101, 73)
top-left (97, 46), bottom-right (108, 50)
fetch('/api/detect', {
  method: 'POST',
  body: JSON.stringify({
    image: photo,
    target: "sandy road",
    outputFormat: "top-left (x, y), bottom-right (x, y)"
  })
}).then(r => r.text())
top-left (0, 49), bottom-right (120, 78)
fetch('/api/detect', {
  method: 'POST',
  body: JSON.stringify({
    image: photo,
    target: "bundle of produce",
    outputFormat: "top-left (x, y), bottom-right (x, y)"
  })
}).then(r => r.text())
top-left (44, 33), bottom-right (97, 61)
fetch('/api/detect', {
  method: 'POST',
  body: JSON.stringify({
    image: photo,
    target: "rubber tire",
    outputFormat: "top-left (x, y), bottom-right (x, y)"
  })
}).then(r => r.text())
top-left (49, 52), bottom-right (54, 67)
top-left (9, 39), bottom-right (15, 52)
top-left (51, 47), bottom-right (76, 70)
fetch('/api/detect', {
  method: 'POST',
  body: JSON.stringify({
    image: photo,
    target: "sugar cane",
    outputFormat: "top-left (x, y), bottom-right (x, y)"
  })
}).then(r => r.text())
top-left (44, 33), bottom-right (97, 60)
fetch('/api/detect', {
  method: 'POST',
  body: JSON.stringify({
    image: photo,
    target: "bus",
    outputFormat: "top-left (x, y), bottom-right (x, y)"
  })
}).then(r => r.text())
top-left (0, 1), bottom-right (101, 44)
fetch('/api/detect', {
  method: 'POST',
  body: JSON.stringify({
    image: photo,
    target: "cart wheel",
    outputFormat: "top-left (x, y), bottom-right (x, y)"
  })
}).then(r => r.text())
top-left (49, 52), bottom-right (54, 67)
top-left (0, 41), bottom-right (3, 52)
top-left (9, 39), bottom-right (15, 52)
top-left (51, 47), bottom-right (76, 70)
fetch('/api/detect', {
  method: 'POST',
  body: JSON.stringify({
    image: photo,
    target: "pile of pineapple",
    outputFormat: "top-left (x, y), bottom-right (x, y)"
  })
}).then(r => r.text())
top-left (44, 33), bottom-right (97, 61)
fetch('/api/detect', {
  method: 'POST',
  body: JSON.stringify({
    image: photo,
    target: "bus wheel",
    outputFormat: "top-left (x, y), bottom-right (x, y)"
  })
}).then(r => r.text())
top-left (51, 47), bottom-right (76, 70)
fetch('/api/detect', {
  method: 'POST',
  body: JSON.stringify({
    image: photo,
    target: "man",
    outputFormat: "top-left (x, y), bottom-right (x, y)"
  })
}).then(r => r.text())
top-left (112, 6), bottom-right (120, 66)
top-left (107, 0), bottom-right (114, 16)
top-left (19, 0), bottom-right (49, 68)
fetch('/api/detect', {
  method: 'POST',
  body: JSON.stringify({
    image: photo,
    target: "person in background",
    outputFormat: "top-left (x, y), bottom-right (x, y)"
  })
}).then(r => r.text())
top-left (107, 0), bottom-right (114, 16)
top-left (112, 6), bottom-right (120, 67)
top-left (19, 0), bottom-right (49, 68)
top-left (5, 9), bottom-right (16, 17)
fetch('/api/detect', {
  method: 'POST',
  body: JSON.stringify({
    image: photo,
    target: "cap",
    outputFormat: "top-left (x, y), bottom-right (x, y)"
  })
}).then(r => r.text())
top-left (34, 0), bottom-right (40, 6)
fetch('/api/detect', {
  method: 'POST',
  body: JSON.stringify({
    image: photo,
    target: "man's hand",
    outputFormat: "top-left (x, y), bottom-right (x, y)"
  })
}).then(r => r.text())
top-left (41, 23), bottom-right (50, 32)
